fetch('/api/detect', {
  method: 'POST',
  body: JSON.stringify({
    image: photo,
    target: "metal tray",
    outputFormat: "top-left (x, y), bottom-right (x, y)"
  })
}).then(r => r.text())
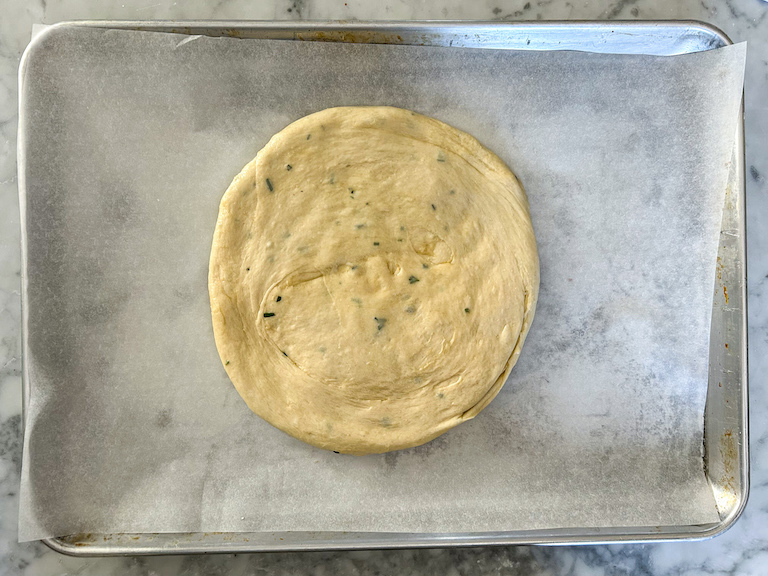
top-left (19, 19), bottom-right (748, 554)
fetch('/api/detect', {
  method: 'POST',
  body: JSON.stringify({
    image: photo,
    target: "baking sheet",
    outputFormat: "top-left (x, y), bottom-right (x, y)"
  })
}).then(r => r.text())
top-left (18, 26), bottom-right (746, 541)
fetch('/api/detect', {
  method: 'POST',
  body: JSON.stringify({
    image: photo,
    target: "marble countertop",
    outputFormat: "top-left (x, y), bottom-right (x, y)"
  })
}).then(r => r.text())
top-left (1, 1), bottom-right (766, 574)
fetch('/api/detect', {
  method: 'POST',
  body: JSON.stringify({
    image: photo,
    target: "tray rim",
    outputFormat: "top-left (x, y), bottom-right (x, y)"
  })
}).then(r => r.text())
top-left (17, 18), bottom-right (748, 555)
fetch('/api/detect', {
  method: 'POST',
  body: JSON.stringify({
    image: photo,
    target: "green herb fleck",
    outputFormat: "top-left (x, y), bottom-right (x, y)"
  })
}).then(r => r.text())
top-left (225, 360), bottom-right (230, 365)
top-left (263, 312), bottom-right (276, 318)
top-left (351, 265), bottom-right (358, 271)
top-left (438, 392), bottom-right (445, 399)
top-left (286, 164), bottom-right (292, 171)
top-left (409, 276), bottom-right (420, 284)
top-left (351, 297), bottom-right (363, 307)
top-left (437, 152), bottom-right (446, 163)
top-left (422, 264), bottom-right (429, 269)
top-left (374, 317), bottom-right (387, 331)
top-left (405, 306), bottom-right (416, 314)
top-left (329, 174), bottom-right (335, 184)
top-left (397, 238), bottom-right (404, 242)
top-left (449, 189), bottom-right (456, 195)
top-left (319, 347), bottom-right (327, 354)
top-left (276, 296), bottom-right (282, 302)
top-left (265, 178), bottom-right (274, 192)
top-left (355, 223), bottom-right (366, 230)
top-left (282, 351), bottom-right (288, 357)
top-left (307, 134), bottom-right (312, 140)
top-left (381, 417), bottom-right (391, 427)
top-left (373, 241), bottom-right (380, 246)
top-left (431, 204), bottom-right (437, 211)
top-left (464, 308), bottom-right (471, 313)
top-left (400, 226), bottom-right (406, 231)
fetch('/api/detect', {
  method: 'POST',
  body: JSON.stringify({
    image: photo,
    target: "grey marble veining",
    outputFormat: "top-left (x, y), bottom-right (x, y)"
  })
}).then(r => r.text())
top-left (1, 1), bottom-right (766, 575)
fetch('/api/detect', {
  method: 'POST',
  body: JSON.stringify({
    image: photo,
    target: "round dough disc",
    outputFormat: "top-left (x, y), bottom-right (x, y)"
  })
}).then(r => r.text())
top-left (209, 106), bottom-right (539, 455)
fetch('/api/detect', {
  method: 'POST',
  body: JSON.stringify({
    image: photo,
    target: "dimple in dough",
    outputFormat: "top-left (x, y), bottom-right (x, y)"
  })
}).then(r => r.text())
top-left (209, 106), bottom-right (539, 455)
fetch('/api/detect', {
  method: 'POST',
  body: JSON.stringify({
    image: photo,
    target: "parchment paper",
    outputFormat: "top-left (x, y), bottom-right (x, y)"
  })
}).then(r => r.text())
top-left (18, 26), bottom-right (746, 541)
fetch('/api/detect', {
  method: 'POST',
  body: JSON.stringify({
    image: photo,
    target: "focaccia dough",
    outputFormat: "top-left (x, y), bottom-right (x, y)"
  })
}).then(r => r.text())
top-left (209, 106), bottom-right (539, 455)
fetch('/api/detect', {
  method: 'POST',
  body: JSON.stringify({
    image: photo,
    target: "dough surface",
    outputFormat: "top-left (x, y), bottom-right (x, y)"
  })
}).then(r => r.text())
top-left (209, 106), bottom-right (539, 455)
